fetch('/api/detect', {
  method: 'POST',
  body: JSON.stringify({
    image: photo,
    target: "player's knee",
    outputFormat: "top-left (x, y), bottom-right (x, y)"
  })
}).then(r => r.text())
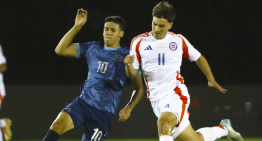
top-left (157, 114), bottom-right (177, 135)
top-left (51, 120), bottom-right (62, 130)
top-left (158, 113), bottom-right (177, 126)
top-left (157, 120), bottom-right (169, 133)
top-left (50, 119), bottom-right (67, 134)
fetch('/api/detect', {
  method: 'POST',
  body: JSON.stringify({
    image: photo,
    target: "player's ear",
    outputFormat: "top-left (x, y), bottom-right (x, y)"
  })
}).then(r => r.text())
top-left (120, 31), bottom-right (124, 37)
top-left (168, 22), bottom-right (173, 30)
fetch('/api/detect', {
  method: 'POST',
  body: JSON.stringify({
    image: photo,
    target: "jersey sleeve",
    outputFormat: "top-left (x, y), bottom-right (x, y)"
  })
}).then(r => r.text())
top-left (130, 37), bottom-right (142, 69)
top-left (0, 45), bottom-right (6, 65)
top-left (136, 69), bottom-right (142, 76)
top-left (76, 42), bottom-right (92, 58)
top-left (179, 35), bottom-right (201, 62)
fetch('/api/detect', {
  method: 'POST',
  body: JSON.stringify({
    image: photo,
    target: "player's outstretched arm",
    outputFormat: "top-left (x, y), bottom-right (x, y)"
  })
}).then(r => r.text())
top-left (124, 55), bottom-right (138, 79)
top-left (55, 8), bottom-right (87, 57)
top-left (118, 75), bottom-right (144, 122)
top-left (195, 55), bottom-right (227, 94)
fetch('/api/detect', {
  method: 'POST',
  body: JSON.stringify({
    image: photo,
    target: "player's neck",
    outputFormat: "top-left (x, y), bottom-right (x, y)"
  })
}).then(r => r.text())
top-left (104, 42), bottom-right (120, 48)
top-left (152, 31), bottom-right (168, 40)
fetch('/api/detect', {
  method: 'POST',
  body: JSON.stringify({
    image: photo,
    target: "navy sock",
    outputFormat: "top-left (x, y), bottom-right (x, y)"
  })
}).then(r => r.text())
top-left (43, 129), bottom-right (60, 141)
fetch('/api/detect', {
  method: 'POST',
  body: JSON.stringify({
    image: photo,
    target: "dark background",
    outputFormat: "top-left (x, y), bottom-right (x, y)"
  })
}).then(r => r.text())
top-left (0, 0), bottom-right (261, 140)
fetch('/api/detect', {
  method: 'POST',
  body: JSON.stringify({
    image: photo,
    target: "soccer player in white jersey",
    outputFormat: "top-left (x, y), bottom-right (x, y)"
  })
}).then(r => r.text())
top-left (0, 44), bottom-right (12, 141)
top-left (0, 45), bottom-right (7, 109)
top-left (124, 1), bottom-right (243, 141)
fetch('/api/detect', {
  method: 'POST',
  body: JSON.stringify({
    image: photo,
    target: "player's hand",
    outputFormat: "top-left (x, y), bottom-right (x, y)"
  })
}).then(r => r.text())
top-left (208, 79), bottom-right (227, 94)
top-left (74, 8), bottom-right (88, 28)
top-left (118, 105), bottom-right (132, 122)
top-left (124, 55), bottom-right (134, 67)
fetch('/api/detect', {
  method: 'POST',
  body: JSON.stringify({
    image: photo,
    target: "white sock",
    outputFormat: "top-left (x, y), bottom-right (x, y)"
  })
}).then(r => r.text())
top-left (0, 120), bottom-right (5, 128)
top-left (196, 126), bottom-right (228, 141)
top-left (159, 135), bottom-right (173, 141)
top-left (0, 128), bottom-right (3, 141)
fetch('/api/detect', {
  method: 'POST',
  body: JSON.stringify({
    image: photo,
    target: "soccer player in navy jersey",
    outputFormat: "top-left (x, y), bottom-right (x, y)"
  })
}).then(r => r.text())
top-left (43, 9), bottom-right (144, 141)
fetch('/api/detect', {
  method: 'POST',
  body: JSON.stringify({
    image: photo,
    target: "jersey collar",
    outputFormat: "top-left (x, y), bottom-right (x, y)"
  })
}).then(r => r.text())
top-left (104, 46), bottom-right (121, 50)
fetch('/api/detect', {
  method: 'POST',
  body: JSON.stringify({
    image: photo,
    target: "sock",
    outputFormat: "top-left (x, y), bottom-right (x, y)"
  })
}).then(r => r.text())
top-left (43, 129), bottom-right (60, 141)
top-left (0, 129), bottom-right (3, 141)
top-left (0, 120), bottom-right (6, 128)
top-left (159, 135), bottom-right (173, 141)
top-left (196, 125), bottom-right (228, 141)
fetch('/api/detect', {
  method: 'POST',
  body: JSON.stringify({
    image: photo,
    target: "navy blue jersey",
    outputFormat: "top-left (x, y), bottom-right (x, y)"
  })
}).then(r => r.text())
top-left (76, 41), bottom-right (134, 114)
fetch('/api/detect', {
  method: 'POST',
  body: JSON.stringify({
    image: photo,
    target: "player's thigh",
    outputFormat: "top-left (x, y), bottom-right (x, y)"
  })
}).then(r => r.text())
top-left (157, 93), bottom-right (185, 125)
top-left (176, 124), bottom-right (203, 141)
top-left (51, 112), bottom-right (74, 134)
top-left (158, 112), bottom-right (177, 126)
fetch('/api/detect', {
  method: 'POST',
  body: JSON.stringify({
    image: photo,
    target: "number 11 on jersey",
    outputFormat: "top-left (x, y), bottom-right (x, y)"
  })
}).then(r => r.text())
top-left (158, 53), bottom-right (165, 65)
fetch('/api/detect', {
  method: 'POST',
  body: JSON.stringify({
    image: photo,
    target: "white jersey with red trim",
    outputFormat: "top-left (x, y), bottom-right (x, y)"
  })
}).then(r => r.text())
top-left (0, 45), bottom-right (6, 97)
top-left (130, 31), bottom-right (201, 101)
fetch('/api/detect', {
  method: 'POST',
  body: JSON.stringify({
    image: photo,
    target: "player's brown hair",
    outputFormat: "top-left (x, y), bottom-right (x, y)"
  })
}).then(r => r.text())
top-left (152, 1), bottom-right (176, 23)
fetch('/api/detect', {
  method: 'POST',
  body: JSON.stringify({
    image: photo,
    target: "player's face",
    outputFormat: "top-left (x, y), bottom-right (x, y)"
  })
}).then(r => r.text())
top-left (152, 17), bottom-right (173, 39)
top-left (103, 22), bottom-right (124, 47)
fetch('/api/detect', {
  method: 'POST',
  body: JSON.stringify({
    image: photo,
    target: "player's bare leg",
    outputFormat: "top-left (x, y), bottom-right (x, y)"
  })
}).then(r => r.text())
top-left (176, 120), bottom-right (240, 141)
top-left (0, 118), bottom-right (12, 141)
top-left (43, 112), bottom-right (74, 141)
top-left (50, 112), bottom-right (74, 135)
top-left (176, 124), bottom-right (203, 141)
top-left (158, 112), bottom-right (177, 141)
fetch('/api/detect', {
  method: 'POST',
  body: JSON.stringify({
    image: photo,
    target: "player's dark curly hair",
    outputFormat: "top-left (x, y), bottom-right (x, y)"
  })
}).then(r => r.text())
top-left (152, 1), bottom-right (176, 23)
top-left (105, 16), bottom-right (126, 31)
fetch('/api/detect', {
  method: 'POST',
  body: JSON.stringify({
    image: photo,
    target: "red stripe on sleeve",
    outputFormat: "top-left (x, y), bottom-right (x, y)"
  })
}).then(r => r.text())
top-left (130, 36), bottom-right (139, 50)
top-left (135, 39), bottom-right (142, 62)
top-left (181, 37), bottom-right (189, 59)
top-left (178, 35), bottom-right (189, 59)
top-left (168, 31), bottom-right (176, 35)
top-left (130, 32), bottom-right (150, 50)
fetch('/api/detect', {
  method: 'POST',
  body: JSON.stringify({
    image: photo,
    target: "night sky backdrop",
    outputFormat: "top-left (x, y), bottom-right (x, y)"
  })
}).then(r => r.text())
top-left (0, 0), bottom-right (261, 85)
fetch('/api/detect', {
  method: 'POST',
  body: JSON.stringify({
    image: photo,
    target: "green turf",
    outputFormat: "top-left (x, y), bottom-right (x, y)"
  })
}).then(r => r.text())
top-left (12, 138), bottom-right (262, 141)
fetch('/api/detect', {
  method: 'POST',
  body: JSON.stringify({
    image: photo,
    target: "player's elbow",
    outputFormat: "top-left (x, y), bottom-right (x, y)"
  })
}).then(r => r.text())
top-left (125, 70), bottom-right (136, 79)
top-left (55, 48), bottom-right (63, 56)
top-left (127, 74), bottom-right (136, 79)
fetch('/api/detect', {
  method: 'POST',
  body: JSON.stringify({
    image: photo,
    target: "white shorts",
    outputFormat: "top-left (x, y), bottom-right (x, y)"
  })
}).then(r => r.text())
top-left (151, 84), bottom-right (191, 139)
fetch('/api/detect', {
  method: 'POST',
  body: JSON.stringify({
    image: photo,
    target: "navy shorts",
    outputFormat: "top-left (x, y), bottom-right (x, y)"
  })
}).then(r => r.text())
top-left (61, 97), bottom-right (115, 141)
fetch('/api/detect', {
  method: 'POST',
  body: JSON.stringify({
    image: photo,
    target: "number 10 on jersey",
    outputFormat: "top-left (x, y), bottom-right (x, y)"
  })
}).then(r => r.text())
top-left (158, 53), bottom-right (165, 65)
top-left (97, 61), bottom-right (108, 73)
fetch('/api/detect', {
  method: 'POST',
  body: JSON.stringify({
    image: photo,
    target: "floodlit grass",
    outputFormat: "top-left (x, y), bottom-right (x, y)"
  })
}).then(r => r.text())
top-left (12, 138), bottom-right (262, 141)
top-left (106, 139), bottom-right (262, 141)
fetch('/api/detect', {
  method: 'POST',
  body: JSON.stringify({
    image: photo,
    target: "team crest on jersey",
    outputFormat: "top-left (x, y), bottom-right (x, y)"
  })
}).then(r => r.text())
top-left (65, 107), bottom-right (71, 112)
top-left (169, 42), bottom-right (178, 51)
top-left (114, 54), bottom-right (123, 61)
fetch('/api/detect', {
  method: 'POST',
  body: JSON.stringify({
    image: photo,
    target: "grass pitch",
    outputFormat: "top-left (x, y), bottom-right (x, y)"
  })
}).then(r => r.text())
top-left (12, 138), bottom-right (262, 141)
